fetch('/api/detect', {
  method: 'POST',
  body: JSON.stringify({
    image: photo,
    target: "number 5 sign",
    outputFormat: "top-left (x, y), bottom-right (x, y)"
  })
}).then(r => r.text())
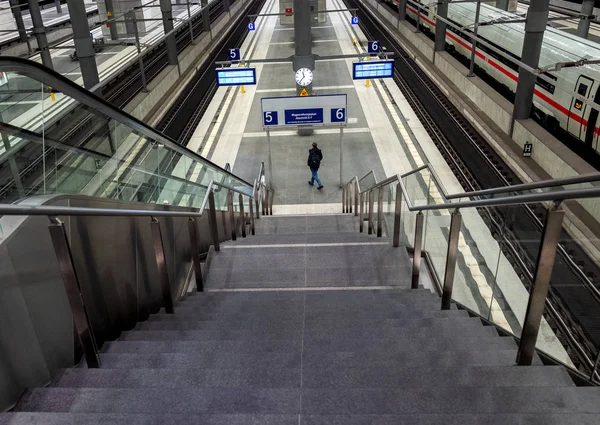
top-left (228, 48), bottom-right (240, 61)
top-left (331, 107), bottom-right (346, 123)
top-left (263, 111), bottom-right (278, 126)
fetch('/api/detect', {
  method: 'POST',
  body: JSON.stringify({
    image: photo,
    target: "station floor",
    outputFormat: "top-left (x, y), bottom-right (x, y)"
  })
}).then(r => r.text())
top-left (190, 0), bottom-right (571, 364)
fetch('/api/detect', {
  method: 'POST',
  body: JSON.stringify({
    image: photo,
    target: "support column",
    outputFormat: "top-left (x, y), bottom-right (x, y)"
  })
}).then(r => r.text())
top-left (434, 0), bottom-right (447, 52)
top-left (201, 0), bottom-right (211, 35)
top-left (495, 0), bottom-right (509, 11)
top-left (104, 0), bottom-right (119, 40)
top-left (28, 0), bottom-right (53, 69)
top-left (512, 0), bottom-right (549, 122)
top-left (9, 0), bottom-right (28, 43)
top-left (577, 0), bottom-right (595, 39)
top-left (293, 0), bottom-right (314, 136)
top-left (397, 0), bottom-right (406, 21)
top-left (160, 0), bottom-right (178, 66)
top-left (67, 0), bottom-right (100, 89)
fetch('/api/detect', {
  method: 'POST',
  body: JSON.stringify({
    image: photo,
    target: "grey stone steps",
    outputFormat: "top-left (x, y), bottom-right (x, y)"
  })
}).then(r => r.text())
top-left (134, 316), bottom-right (486, 331)
top-left (52, 365), bottom-right (572, 390)
top-left (225, 233), bottom-right (388, 246)
top-left (15, 387), bottom-right (600, 414)
top-left (102, 339), bottom-right (302, 354)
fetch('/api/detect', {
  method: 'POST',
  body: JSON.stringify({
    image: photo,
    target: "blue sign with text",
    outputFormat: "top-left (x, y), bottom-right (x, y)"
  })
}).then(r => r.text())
top-left (368, 41), bottom-right (379, 54)
top-left (248, 22), bottom-right (255, 31)
top-left (229, 48), bottom-right (240, 61)
top-left (216, 68), bottom-right (256, 86)
top-left (331, 108), bottom-right (346, 123)
top-left (353, 60), bottom-right (394, 79)
top-left (263, 111), bottom-right (278, 126)
top-left (351, 16), bottom-right (359, 25)
top-left (285, 108), bottom-right (324, 125)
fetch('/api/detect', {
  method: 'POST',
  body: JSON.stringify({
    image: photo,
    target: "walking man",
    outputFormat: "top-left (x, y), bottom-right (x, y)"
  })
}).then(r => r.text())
top-left (307, 142), bottom-right (324, 190)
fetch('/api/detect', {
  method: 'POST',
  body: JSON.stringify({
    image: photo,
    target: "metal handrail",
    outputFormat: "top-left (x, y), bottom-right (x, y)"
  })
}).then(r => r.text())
top-left (0, 57), bottom-right (252, 188)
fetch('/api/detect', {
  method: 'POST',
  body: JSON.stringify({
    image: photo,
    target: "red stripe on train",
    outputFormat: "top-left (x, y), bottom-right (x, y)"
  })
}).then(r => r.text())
top-left (404, 5), bottom-right (598, 135)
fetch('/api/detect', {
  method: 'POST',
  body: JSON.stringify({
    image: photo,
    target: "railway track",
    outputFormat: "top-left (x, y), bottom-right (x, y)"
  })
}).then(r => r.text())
top-left (346, 0), bottom-right (600, 374)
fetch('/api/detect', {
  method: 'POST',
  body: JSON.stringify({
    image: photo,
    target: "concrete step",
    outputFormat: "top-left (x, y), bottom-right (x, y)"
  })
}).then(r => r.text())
top-left (102, 339), bottom-right (302, 355)
top-left (254, 215), bottom-right (359, 235)
top-left (224, 233), bottom-right (388, 246)
top-left (15, 387), bottom-right (600, 414)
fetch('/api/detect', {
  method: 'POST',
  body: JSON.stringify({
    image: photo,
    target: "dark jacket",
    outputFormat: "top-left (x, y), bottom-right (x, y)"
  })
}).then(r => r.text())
top-left (307, 147), bottom-right (323, 170)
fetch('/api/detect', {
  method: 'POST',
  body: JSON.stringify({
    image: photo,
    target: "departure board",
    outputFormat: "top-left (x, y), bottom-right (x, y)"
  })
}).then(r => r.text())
top-left (216, 68), bottom-right (257, 86)
top-left (352, 61), bottom-right (394, 80)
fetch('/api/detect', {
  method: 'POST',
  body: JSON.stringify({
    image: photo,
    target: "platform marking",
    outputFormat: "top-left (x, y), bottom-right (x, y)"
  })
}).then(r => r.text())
top-left (208, 286), bottom-right (408, 292)
top-left (256, 85), bottom-right (355, 93)
top-left (223, 242), bottom-right (390, 248)
top-left (242, 127), bottom-right (370, 138)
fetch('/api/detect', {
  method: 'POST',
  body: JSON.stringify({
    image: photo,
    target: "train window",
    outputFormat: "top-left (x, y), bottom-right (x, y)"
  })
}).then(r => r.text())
top-left (578, 83), bottom-right (588, 96)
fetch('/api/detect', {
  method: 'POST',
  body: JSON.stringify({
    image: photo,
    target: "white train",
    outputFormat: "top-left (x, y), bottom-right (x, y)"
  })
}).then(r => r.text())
top-left (384, 0), bottom-right (600, 152)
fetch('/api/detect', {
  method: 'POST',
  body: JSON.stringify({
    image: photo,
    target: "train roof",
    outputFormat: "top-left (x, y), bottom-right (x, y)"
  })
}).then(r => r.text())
top-left (448, 3), bottom-right (600, 74)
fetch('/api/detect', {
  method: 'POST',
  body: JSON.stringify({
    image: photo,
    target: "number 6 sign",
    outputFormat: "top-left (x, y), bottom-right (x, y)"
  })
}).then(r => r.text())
top-left (331, 107), bottom-right (346, 123)
top-left (368, 41), bottom-right (379, 54)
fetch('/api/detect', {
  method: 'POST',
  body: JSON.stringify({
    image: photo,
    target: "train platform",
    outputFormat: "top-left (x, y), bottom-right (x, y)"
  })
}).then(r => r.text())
top-left (0, 1), bottom-right (98, 47)
top-left (183, 0), bottom-right (572, 364)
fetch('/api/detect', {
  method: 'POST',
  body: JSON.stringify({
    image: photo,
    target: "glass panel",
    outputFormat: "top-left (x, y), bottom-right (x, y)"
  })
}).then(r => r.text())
top-left (358, 171), bottom-right (377, 193)
top-left (422, 209), bottom-right (451, 282)
top-left (0, 67), bottom-right (252, 212)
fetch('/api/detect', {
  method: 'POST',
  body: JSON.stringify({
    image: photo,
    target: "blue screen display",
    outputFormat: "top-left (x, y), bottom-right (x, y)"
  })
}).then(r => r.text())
top-left (216, 68), bottom-right (256, 86)
top-left (352, 61), bottom-right (394, 80)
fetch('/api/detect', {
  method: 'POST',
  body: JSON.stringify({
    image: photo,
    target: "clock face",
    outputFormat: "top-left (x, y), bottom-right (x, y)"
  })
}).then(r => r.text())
top-left (295, 68), bottom-right (313, 86)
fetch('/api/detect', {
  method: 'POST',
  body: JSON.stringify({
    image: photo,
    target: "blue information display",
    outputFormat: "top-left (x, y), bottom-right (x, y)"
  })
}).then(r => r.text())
top-left (351, 16), bottom-right (359, 25)
top-left (285, 108), bottom-right (323, 125)
top-left (216, 68), bottom-right (256, 86)
top-left (352, 60), bottom-right (394, 80)
top-left (248, 22), bottom-right (255, 31)
top-left (229, 48), bottom-right (240, 61)
top-left (367, 41), bottom-right (379, 54)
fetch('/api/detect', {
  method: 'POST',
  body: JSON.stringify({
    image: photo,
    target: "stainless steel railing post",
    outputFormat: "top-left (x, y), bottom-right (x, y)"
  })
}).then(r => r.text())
top-left (412, 211), bottom-right (424, 289)
top-left (516, 207), bottom-right (565, 366)
top-left (188, 217), bottom-right (203, 292)
top-left (342, 186), bottom-right (346, 213)
top-left (227, 190), bottom-right (236, 241)
top-left (239, 193), bottom-right (246, 238)
top-left (150, 217), bottom-right (175, 314)
top-left (354, 180), bottom-right (359, 217)
top-left (48, 217), bottom-right (101, 368)
top-left (393, 184), bottom-right (402, 247)
top-left (441, 209), bottom-right (462, 310)
top-left (359, 193), bottom-right (364, 233)
top-left (249, 197), bottom-right (255, 235)
top-left (368, 190), bottom-right (374, 235)
top-left (377, 187), bottom-right (384, 237)
top-left (208, 190), bottom-right (220, 252)
top-left (348, 183), bottom-right (353, 214)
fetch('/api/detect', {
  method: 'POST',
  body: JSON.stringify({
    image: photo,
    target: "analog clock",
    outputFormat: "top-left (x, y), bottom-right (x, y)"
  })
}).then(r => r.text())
top-left (295, 68), bottom-right (313, 86)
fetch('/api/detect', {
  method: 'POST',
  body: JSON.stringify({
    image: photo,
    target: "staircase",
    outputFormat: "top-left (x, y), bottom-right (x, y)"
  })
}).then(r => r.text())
top-left (3, 214), bottom-right (600, 424)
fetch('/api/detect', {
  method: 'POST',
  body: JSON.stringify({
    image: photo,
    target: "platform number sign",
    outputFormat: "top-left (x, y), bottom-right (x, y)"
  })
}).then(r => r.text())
top-left (229, 48), bottom-right (240, 61)
top-left (368, 41), bottom-right (379, 54)
top-left (248, 22), bottom-right (255, 31)
top-left (331, 108), bottom-right (346, 123)
top-left (263, 111), bottom-right (278, 126)
top-left (523, 142), bottom-right (533, 157)
top-left (351, 16), bottom-right (359, 25)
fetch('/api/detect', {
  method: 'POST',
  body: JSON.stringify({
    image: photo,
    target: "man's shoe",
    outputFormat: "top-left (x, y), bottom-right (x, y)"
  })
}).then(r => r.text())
top-left (308, 181), bottom-right (314, 186)
top-left (317, 185), bottom-right (324, 190)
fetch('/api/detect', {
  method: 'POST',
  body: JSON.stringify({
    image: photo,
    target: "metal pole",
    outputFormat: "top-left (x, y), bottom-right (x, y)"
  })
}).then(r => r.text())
top-left (368, 190), bottom-right (374, 235)
top-left (28, 0), bottom-right (53, 69)
top-left (516, 208), bottom-right (565, 365)
top-left (512, 0), bottom-right (549, 122)
top-left (9, 0), bottom-right (28, 43)
top-left (150, 217), bottom-right (174, 314)
top-left (186, 0), bottom-right (196, 44)
top-left (67, 0), bottom-right (100, 90)
top-left (591, 348), bottom-right (600, 383)
top-left (227, 190), bottom-right (236, 240)
top-left (468, 0), bottom-right (481, 77)
top-left (130, 13), bottom-right (149, 92)
top-left (239, 193), bottom-right (246, 238)
top-left (262, 188), bottom-right (266, 216)
top-left (201, 0), bottom-right (211, 37)
top-left (434, 0), bottom-right (448, 52)
top-left (188, 217), bottom-right (203, 292)
top-left (415, 2), bottom-right (421, 33)
top-left (359, 193), bottom-right (364, 233)
top-left (269, 189), bottom-right (273, 215)
top-left (376, 187), bottom-right (384, 237)
top-left (354, 180), bottom-right (359, 217)
top-left (349, 183), bottom-right (353, 214)
top-left (249, 197), bottom-right (255, 235)
top-left (48, 217), bottom-right (100, 368)
top-left (266, 128), bottom-right (273, 189)
top-left (339, 126), bottom-right (344, 187)
top-left (104, 0), bottom-right (119, 40)
top-left (441, 209), bottom-right (462, 310)
top-left (208, 190), bottom-right (220, 251)
top-left (160, 0), bottom-right (179, 66)
top-left (398, 0), bottom-right (406, 21)
top-left (577, 0), bottom-right (594, 39)
top-left (412, 211), bottom-right (424, 289)
top-left (393, 184), bottom-right (402, 247)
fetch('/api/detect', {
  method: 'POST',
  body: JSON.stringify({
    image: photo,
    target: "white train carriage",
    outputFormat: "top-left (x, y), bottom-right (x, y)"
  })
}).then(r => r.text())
top-left (384, 0), bottom-right (600, 152)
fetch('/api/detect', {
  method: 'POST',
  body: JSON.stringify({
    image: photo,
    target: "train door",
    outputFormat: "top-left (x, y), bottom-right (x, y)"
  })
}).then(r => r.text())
top-left (585, 83), bottom-right (600, 151)
top-left (567, 76), bottom-right (594, 139)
